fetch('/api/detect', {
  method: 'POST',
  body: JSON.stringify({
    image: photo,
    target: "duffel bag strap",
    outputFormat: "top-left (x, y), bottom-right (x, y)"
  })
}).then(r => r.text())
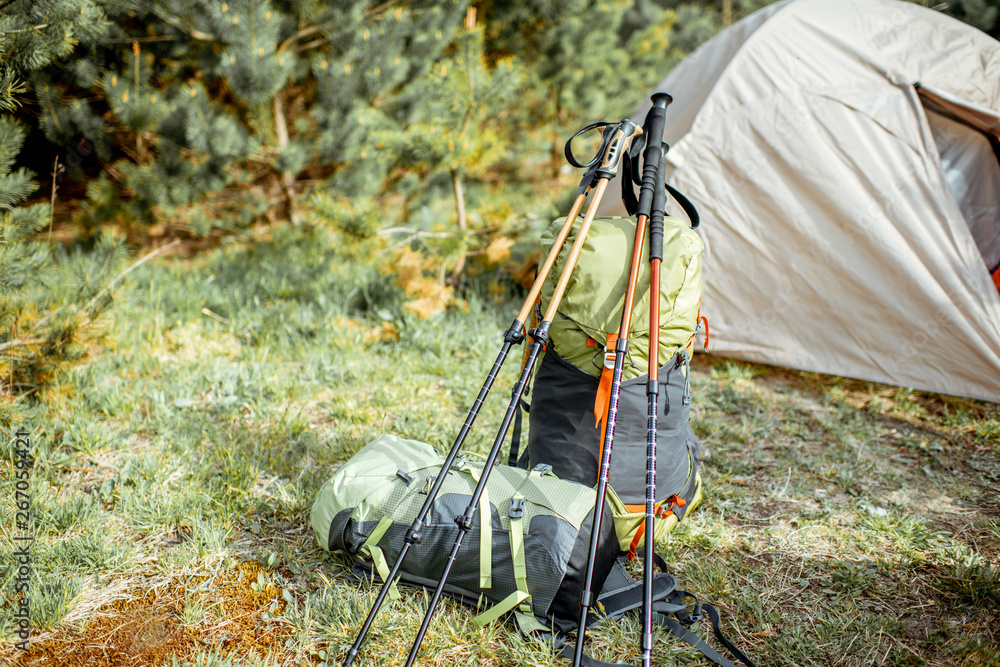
top-left (473, 495), bottom-right (532, 626)
top-left (455, 462), bottom-right (493, 589)
top-left (363, 517), bottom-right (401, 600)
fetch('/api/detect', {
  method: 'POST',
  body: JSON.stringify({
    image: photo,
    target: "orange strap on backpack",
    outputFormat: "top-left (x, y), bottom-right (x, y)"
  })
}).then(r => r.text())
top-left (593, 333), bottom-right (619, 431)
top-left (626, 495), bottom-right (687, 560)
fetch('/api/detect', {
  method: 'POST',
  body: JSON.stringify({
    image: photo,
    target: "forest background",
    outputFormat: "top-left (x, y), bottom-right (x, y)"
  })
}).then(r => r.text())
top-left (1, 1), bottom-right (999, 666)
top-left (3, 0), bottom-right (996, 390)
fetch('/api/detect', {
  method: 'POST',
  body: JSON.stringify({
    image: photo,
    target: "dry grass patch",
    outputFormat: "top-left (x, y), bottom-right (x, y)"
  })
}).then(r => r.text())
top-left (5, 561), bottom-right (293, 666)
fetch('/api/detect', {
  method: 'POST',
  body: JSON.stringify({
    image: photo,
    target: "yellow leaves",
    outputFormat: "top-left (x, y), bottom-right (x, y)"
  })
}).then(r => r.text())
top-left (484, 236), bottom-right (514, 265)
top-left (364, 321), bottom-right (399, 344)
top-left (395, 247), bottom-right (426, 290)
top-left (394, 248), bottom-right (454, 319)
top-left (405, 279), bottom-right (453, 319)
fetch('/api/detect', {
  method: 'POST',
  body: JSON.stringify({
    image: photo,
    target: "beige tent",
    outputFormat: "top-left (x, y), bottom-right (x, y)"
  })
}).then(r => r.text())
top-left (601, 0), bottom-right (1000, 402)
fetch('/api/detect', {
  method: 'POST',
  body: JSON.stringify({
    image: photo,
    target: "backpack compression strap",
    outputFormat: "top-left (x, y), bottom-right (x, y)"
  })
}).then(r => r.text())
top-left (653, 591), bottom-right (759, 667)
top-left (519, 557), bottom-right (756, 667)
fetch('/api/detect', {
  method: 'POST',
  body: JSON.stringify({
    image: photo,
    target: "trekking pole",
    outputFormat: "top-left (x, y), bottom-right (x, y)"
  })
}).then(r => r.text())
top-left (572, 93), bottom-right (672, 667)
top-left (642, 140), bottom-right (670, 667)
top-left (402, 119), bottom-right (643, 667)
top-left (341, 119), bottom-right (640, 667)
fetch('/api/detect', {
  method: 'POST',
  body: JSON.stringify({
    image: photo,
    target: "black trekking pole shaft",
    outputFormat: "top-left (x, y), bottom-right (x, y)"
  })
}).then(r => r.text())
top-left (341, 330), bottom-right (518, 667)
top-left (642, 142), bottom-right (670, 667)
top-left (404, 120), bottom-right (642, 667)
top-left (573, 95), bottom-right (671, 667)
top-left (572, 214), bottom-right (648, 667)
top-left (404, 333), bottom-right (547, 667)
top-left (343, 162), bottom-right (608, 667)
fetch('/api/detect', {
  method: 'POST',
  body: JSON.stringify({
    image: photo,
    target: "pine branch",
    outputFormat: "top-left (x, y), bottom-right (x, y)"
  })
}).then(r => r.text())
top-left (2, 240), bottom-right (182, 355)
top-left (151, 10), bottom-right (216, 42)
top-left (276, 24), bottom-right (323, 53)
top-left (0, 23), bottom-right (54, 35)
top-left (0, 339), bottom-right (45, 354)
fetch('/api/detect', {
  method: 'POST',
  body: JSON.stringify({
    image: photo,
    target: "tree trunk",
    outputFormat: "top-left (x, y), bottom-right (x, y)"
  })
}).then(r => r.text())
top-left (449, 168), bottom-right (468, 284)
top-left (273, 92), bottom-right (301, 225)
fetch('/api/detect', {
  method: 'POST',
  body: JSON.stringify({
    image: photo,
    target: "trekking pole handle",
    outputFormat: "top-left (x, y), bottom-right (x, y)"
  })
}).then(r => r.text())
top-left (596, 119), bottom-right (642, 180)
top-left (636, 93), bottom-right (672, 218)
top-left (564, 121), bottom-right (612, 168)
top-left (649, 142), bottom-right (669, 263)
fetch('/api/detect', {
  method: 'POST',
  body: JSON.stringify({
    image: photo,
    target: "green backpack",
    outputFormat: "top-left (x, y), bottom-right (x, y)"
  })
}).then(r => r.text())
top-left (310, 434), bottom-right (623, 634)
top-left (521, 215), bottom-right (705, 552)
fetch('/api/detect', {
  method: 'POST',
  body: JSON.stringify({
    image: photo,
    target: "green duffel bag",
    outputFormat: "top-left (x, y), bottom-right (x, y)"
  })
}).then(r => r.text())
top-left (310, 434), bottom-right (623, 634)
top-left (312, 435), bottom-right (759, 667)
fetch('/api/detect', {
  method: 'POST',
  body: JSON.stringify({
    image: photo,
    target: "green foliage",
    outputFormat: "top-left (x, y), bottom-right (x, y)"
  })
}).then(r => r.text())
top-left (0, 109), bottom-right (124, 395)
top-left (937, 0), bottom-right (1000, 37)
top-left (0, 0), bottom-right (110, 111)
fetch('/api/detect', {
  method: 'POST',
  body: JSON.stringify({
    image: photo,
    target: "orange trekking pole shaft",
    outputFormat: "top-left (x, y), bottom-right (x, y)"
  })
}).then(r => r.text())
top-left (572, 93), bottom-right (673, 667)
top-left (642, 138), bottom-right (671, 667)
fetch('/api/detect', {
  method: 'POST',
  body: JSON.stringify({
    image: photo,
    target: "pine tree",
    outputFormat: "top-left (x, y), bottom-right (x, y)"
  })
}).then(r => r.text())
top-left (13, 0), bottom-right (474, 235)
top-left (0, 2), bottom-right (130, 396)
top-left (941, 0), bottom-right (1000, 37)
top-left (388, 8), bottom-right (521, 287)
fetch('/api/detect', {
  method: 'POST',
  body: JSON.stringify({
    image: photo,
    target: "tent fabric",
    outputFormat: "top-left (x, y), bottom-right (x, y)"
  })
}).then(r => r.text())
top-left (600, 0), bottom-right (1000, 402)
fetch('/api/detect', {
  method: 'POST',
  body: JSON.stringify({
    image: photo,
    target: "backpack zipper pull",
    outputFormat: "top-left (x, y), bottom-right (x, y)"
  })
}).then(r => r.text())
top-left (680, 349), bottom-right (692, 406)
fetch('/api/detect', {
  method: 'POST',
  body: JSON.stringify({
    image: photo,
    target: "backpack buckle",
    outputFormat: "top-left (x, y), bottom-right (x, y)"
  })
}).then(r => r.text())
top-left (530, 463), bottom-right (552, 476)
top-left (690, 603), bottom-right (703, 623)
top-left (509, 497), bottom-right (525, 519)
top-left (603, 350), bottom-right (616, 370)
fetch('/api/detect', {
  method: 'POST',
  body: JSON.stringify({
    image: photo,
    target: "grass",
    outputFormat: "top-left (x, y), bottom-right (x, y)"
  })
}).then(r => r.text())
top-left (2, 223), bottom-right (998, 666)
